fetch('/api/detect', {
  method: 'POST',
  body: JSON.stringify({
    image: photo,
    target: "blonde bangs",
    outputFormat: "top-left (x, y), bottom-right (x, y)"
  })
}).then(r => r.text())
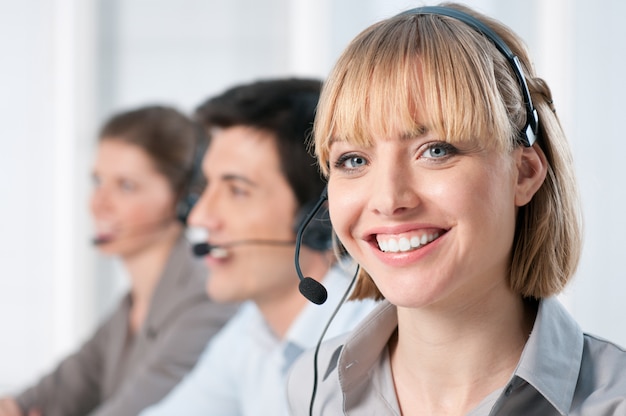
top-left (315, 13), bottom-right (516, 176)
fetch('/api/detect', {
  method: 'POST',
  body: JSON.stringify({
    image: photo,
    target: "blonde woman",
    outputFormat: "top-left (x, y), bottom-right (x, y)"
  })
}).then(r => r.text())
top-left (288, 3), bottom-right (625, 415)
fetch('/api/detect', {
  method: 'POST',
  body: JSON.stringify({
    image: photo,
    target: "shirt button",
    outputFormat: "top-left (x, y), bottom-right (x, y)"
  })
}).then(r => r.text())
top-left (504, 384), bottom-right (514, 396)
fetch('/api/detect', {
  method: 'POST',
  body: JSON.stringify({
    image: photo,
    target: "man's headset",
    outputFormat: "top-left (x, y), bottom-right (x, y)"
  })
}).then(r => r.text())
top-left (190, 185), bottom-right (334, 260)
top-left (293, 192), bottom-right (333, 252)
top-left (176, 124), bottom-right (209, 225)
top-left (296, 6), bottom-right (541, 415)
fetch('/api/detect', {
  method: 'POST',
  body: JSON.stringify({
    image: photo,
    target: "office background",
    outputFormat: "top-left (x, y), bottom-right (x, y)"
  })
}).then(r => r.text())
top-left (1, 0), bottom-right (624, 392)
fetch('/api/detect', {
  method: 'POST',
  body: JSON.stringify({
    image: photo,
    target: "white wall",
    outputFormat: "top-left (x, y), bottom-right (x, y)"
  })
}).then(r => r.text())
top-left (1, 0), bottom-right (625, 393)
top-left (565, 0), bottom-right (626, 343)
top-left (0, 0), bottom-right (98, 391)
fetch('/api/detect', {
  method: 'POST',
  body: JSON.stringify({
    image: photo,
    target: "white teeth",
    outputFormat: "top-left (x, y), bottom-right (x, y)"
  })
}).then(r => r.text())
top-left (210, 247), bottom-right (229, 259)
top-left (377, 232), bottom-right (440, 253)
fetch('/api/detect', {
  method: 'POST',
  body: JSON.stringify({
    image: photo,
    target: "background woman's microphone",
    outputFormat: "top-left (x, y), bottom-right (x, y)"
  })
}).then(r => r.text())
top-left (92, 217), bottom-right (175, 245)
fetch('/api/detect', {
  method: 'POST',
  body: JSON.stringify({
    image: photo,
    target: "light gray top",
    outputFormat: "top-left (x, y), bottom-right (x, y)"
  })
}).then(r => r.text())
top-left (288, 297), bottom-right (626, 415)
top-left (17, 235), bottom-right (239, 416)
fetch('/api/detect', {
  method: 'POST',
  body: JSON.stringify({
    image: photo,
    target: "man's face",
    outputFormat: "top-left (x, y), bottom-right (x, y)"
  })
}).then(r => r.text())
top-left (188, 126), bottom-right (300, 305)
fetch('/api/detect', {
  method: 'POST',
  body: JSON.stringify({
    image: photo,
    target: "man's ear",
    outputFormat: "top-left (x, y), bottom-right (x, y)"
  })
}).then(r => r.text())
top-left (515, 144), bottom-right (548, 207)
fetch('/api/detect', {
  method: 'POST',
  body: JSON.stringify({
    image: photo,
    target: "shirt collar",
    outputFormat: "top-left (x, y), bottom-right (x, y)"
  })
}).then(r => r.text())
top-left (512, 296), bottom-right (583, 414)
top-left (241, 265), bottom-right (357, 351)
top-left (338, 300), bottom-right (397, 392)
top-left (286, 265), bottom-right (359, 349)
top-left (244, 265), bottom-right (361, 375)
top-left (336, 297), bottom-right (584, 414)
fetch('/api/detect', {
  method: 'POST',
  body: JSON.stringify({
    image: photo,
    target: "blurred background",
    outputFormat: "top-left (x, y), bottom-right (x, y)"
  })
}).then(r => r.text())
top-left (1, 0), bottom-right (625, 392)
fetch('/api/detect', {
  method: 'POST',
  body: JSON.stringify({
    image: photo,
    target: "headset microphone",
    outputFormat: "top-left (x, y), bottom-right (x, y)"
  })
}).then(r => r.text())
top-left (294, 187), bottom-right (329, 305)
top-left (192, 242), bottom-right (228, 258)
top-left (191, 239), bottom-right (295, 259)
top-left (92, 236), bottom-right (112, 245)
top-left (91, 217), bottom-right (175, 247)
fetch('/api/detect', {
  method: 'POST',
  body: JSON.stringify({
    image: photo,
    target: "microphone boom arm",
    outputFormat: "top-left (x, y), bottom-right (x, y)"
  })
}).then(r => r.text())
top-left (294, 187), bottom-right (329, 305)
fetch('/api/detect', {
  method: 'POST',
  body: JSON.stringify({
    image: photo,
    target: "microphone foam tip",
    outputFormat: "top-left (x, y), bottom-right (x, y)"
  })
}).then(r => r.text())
top-left (299, 277), bottom-right (328, 305)
top-left (192, 242), bottom-right (211, 257)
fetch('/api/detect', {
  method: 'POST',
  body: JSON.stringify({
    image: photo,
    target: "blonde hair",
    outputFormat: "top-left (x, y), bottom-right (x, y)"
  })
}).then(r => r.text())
top-left (314, 3), bottom-right (582, 300)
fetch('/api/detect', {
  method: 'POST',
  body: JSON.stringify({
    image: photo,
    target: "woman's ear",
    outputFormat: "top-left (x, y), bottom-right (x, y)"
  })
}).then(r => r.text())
top-left (514, 144), bottom-right (548, 207)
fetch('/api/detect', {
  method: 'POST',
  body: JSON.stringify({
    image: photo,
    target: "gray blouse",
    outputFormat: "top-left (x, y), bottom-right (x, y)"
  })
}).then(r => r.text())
top-left (16, 236), bottom-right (239, 416)
top-left (288, 297), bottom-right (626, 415)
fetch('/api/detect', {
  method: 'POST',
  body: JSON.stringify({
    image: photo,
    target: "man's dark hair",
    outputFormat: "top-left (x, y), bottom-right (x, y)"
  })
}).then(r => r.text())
top-left (195, 78), bottom-right (324, 208)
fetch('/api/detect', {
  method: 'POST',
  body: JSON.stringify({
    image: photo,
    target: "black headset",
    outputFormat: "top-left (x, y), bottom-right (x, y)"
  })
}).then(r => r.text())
top-left (176, 124), bottom-right (209, 224)
top-left (401, 6), bottom-right (539, 148)
top-left (298, 6), bottom-right (541, 415)
top-left (293, 194), bottom-right (333, 252)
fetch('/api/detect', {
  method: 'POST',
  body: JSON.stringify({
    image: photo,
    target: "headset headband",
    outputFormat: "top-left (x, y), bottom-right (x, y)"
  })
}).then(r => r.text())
top-left (400, 6), bottom-right (539, 147)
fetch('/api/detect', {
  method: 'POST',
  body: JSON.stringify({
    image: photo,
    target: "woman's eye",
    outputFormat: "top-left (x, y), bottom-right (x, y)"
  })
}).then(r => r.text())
top-left (336, 155), bottom-right (367, 169)
top-left (120, 180), bottom-right (136, 192)
top-left (422, 143), bottom-right (457, 159)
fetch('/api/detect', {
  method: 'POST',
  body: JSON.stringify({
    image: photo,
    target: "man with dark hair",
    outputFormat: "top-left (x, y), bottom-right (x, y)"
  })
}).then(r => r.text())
top-left (140, 78), bottom-right (376, 415)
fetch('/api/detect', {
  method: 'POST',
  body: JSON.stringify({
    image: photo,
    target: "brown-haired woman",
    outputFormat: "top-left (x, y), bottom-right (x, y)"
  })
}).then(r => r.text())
top-left (0, 105), bottom-right (238, 416)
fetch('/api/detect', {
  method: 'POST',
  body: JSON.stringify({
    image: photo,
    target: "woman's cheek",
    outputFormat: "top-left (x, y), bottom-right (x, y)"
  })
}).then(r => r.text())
top-left (328, 180), bottom-right (359, 249)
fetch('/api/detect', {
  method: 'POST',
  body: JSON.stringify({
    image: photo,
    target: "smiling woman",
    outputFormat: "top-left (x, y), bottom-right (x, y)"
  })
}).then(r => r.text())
top-left (90, 140), bottom-right (177, 257)
top-left (287, 3), bottom-right (626, 416)
top-left (0, 106), bottom-right (238, 416)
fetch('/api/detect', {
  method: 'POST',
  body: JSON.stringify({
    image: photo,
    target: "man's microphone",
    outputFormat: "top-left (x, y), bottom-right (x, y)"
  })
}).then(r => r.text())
top-left (294, 188), bottom-right (329, 305)
top-left (191, 239), bottom-right (295, 259)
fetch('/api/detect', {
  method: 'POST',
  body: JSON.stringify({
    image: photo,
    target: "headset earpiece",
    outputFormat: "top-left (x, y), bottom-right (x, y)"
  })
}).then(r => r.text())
top-left (176, 124), bottom-right (209, 225)
top-left (294, 195), bottom-right (333, 252)
top-left (176, 193), bottom-right (200, 225)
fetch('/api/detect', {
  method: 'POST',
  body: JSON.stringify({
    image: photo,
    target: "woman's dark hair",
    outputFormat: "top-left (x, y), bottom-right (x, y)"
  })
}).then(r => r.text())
top-left (98, 105), bottom-right (201, 201)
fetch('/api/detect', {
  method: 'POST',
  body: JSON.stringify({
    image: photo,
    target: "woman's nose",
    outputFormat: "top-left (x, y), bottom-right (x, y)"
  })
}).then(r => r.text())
top-left (368, 157), bottom-right (421, 217)
top-left (90, 186), bottom-right (111, 214)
